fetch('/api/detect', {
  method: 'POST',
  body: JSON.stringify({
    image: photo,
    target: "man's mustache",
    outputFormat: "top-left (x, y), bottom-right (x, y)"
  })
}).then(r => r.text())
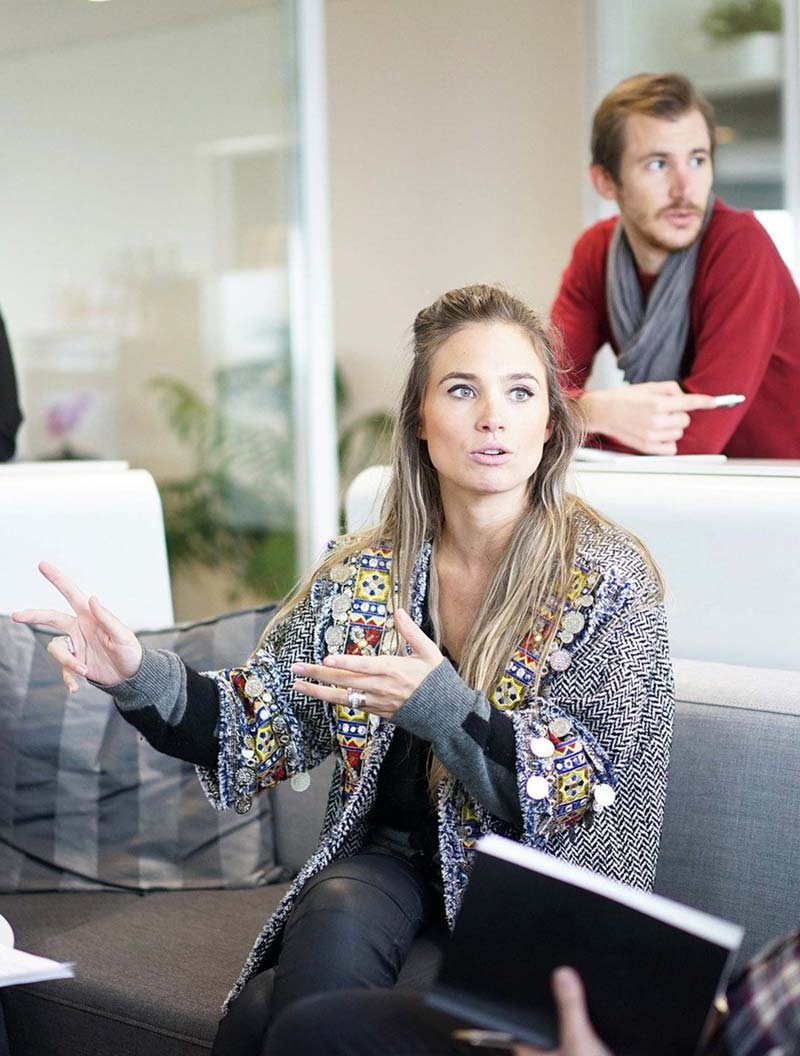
top-left (657, 202), bottom-right (704, 217)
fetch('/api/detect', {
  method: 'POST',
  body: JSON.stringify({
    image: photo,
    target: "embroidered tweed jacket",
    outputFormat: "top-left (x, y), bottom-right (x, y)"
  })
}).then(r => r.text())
top-left (197, 516), bottom-right (674, 1010)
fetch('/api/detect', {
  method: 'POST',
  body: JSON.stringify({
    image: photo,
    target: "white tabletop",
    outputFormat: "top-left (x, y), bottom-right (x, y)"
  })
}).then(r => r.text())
top-left (574, 456), bottom-right (800, 478)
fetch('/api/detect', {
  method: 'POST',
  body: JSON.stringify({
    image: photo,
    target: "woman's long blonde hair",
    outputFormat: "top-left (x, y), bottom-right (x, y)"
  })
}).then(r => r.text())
top-left (263, 284), bottom-right (660, 718)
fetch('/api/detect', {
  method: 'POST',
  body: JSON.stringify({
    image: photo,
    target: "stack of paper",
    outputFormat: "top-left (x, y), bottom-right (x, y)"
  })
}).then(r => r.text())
top-left (0, 915), bottom-right (73, 988)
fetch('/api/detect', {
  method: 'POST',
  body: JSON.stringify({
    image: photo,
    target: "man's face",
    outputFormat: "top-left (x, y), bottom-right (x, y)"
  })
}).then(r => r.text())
top-left (599, 108), bottom-right (714, 267)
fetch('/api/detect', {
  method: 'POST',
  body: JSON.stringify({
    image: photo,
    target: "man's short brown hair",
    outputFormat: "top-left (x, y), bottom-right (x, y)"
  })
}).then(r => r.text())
top-left (591, 73), bottom-right (716, 184)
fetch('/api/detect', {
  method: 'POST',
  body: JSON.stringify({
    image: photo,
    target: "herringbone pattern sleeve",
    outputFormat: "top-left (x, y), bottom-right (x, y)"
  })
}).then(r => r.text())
top-left (198, 591), bottom-right (339, 812)
top-left (521, 577), bottom-right (674, 891)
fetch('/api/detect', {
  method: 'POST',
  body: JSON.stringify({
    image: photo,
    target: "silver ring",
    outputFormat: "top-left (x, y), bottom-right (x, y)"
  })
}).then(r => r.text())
top-left (346, 687), bottom-right (367, 710)
top-left (55, 634), bottom-right (76, 656)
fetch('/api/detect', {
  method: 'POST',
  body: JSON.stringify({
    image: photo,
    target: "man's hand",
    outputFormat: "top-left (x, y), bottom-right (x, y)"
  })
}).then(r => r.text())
top-left (514, 968), bottom-right (612, 1056)
top-left (291, 608), bottom-right (443, 720)
top-left (579, 382), bottom-right (717, 454)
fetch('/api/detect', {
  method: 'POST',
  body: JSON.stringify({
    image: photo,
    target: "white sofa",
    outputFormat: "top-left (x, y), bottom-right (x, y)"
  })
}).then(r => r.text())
top-left (345, 460), bottom-right (800, 671)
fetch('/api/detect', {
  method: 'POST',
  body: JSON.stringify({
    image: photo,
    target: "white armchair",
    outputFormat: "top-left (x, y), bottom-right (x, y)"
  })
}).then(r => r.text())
top-left (0, 461), bottom-right (174, 629)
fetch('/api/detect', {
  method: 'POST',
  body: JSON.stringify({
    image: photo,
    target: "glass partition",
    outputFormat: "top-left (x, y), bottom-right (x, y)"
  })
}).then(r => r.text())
top-left (0, 0), bottom-right (337, 619)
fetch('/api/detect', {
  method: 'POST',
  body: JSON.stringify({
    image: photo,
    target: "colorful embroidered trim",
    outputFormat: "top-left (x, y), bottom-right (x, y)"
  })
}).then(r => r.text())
top-left (324, 547), bottom-right (603, 814)
top-left (491, 565), bottom-right (601, 710)
top-left (228, 670), bottom-right (294, 813)
top-left (325, 547), bottom-right (398, 797)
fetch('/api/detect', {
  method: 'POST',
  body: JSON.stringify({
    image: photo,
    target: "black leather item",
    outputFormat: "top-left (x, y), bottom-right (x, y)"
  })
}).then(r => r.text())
top-left (213, 850), bottom-right (441, 1055)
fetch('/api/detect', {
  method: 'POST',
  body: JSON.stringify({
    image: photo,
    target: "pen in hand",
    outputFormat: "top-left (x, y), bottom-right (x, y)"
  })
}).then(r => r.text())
top-left (710, 393), bottom-right (745, 409)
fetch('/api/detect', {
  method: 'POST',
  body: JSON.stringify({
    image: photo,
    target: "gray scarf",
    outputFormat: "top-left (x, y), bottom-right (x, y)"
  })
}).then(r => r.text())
top-left (606, 195), bottom-right (715, 383)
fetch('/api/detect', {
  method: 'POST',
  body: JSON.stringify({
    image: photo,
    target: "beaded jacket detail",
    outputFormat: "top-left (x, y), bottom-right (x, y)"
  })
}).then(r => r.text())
top-left (197, 516), bottom-right (674, 1011)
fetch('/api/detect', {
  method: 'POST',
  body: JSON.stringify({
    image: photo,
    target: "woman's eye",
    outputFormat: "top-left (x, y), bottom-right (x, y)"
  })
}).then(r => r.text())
top-left (448, 384), bottom-right (475, 399)
top-left (510, 387), bottom-right (534, 401)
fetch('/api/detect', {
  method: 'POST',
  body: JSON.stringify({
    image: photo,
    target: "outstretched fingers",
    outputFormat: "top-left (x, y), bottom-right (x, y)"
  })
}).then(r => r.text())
top-left (38, 561), bottom-right (89, 614)
top-left (11, 608), bottom-right (74, 632)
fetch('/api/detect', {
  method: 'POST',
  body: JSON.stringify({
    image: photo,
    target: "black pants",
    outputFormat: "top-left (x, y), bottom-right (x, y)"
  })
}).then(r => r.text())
top-left (211, 850), bottom-right (437, 1056)
top-left (265, 990), bottom-right (480, 1056)
top-left (0, 1001), bottom-right (10, 1056)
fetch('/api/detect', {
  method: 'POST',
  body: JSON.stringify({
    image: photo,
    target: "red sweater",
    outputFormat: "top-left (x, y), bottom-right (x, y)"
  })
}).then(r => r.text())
top-left (551, 199), bottom-right (800, 457)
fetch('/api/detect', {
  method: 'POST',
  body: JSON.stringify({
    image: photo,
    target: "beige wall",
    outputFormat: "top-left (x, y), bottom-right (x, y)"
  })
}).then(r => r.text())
top-left (326, 0), bottom-right (587, 419)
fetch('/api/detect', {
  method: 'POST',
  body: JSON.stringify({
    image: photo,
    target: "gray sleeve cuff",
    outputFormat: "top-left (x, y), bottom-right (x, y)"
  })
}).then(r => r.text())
top-left (393, 658), bottom-right (520, 826)
top-left (109, 648), bottom-right (187, 725)
top-left (394, 659), bottom-right (491, 741)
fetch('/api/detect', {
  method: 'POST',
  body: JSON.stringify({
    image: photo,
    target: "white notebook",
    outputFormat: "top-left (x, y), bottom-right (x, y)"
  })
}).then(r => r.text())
top-left (0, 915), bottom-right (73, 988)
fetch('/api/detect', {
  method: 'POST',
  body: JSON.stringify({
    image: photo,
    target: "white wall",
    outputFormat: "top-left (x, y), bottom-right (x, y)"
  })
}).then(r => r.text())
top-left (325, 0), bottom-right (587, 418)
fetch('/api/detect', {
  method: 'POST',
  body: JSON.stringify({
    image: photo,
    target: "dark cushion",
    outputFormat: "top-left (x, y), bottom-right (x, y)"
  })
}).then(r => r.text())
top-left (0, 886), bottom-right (290, 1055)
top-left (0, 607), bottom-right (282, 893)
top-left (0, 887), bottom-right (446, 1056)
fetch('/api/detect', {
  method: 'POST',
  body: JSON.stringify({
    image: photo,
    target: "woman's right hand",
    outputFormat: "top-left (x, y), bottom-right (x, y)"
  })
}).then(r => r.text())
top-left (11, 562), bottom-right (143, 692)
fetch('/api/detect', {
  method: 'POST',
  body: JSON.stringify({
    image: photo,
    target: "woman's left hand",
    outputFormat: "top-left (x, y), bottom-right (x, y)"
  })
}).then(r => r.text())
top-left (291, 608), bottom-right (443, 720)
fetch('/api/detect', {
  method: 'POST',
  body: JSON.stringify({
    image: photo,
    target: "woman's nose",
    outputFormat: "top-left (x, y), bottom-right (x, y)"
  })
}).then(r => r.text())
top-left (476, 398), bottom-right (504, 433)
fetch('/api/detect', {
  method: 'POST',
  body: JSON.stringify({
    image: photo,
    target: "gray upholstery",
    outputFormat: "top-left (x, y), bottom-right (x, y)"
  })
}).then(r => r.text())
top-left (0, 607), bottom-right (279, 893)
top-left (3, 887), bottom-right (288, 1055)
top-left (2, 653), bottom-right (798, 1055)
top-left (655, 658), bottom-right (800, 964)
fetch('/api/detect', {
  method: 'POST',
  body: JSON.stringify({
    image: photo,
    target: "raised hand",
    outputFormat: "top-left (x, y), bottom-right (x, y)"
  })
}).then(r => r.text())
top-left (290, 607), bottom-right (444, 720)
top-left (11, 562), bottom-right (143, 692)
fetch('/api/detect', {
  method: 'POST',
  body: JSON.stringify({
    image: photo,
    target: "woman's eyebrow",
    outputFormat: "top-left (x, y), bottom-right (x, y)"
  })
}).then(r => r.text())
top-left (437, 370), bottom-right (542, 386)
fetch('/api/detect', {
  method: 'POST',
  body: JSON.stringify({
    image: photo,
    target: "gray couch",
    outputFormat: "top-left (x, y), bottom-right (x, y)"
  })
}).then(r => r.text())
top-left (2, 654), bottom-right (799, 1056)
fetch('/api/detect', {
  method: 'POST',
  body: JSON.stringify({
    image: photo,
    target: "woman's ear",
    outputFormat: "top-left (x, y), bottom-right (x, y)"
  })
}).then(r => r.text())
top-left (544, 419), bottom-right (553, 442)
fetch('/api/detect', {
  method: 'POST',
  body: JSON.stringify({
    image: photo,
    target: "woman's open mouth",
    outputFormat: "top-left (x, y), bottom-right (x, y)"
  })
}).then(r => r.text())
top-left (470, 447), bottom-right (512, 465)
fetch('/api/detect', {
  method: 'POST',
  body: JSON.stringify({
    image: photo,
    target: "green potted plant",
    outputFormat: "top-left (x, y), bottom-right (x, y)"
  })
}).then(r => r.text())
top-left (151, 362), bottom-right (394, 616)
top-left (700, 0), bottom-right (782, 82)
top-left (701, 0), bottom-right (782, 42)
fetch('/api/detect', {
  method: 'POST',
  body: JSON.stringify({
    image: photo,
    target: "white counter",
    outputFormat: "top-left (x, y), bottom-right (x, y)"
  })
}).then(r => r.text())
top-left (347, 461), bottom-right (800, 671)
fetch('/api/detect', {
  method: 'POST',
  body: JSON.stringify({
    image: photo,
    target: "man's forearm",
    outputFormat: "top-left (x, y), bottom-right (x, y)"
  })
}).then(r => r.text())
top-left (576, 390), bottom-right (606, 436)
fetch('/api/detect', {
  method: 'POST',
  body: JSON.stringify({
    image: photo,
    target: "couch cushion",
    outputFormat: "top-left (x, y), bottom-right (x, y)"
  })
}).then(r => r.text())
top-left (655, 658), bottom-right (800, 965)
top-left (0, 886), bottom-right (289, 1055)
top-left (0, 607), bottom-right (282, 893)
top-left (0, 886), bottom-right (446, 1056)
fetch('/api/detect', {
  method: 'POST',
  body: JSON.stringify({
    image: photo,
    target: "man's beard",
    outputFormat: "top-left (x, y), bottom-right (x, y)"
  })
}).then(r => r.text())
top-left (632, 202), bottom-right (705, 255)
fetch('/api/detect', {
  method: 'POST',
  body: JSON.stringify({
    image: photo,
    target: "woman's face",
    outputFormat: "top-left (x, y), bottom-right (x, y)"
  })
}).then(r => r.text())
top-left (418, 321), bottom-right (552, 511)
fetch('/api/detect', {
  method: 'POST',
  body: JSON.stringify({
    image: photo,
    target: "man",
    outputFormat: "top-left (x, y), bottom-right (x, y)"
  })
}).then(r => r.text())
top-left (551, 73), bottom-right (800, 457)
top-left (0, 309), bottom-right (22, 461)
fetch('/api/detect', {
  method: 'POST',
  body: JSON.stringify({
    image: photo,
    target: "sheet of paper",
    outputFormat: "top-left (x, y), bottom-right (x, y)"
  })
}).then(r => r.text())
top-left (0, 944), bottom-right (74, 988)
top-left (574, 448), bottom-right (727, 463)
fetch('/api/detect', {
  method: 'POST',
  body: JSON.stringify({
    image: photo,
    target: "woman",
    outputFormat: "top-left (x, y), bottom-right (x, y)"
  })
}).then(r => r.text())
top-left (13, 285), bottom-right (673, 1054)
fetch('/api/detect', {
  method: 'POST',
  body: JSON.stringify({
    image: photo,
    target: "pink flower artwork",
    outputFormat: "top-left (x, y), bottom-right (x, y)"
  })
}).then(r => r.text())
top-left (44, 394), bottom-right (94, 439)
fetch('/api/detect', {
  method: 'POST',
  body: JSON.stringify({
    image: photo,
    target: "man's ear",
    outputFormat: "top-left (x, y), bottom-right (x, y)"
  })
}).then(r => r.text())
top-left (590, 164), bottom-right (619, 202)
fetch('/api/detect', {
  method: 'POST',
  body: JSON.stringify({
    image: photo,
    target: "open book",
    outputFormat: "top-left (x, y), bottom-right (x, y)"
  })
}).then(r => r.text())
top-left (426, 835), bottom-right (743, 1055)
top-left (0, 916), bottom-right (73, 988)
